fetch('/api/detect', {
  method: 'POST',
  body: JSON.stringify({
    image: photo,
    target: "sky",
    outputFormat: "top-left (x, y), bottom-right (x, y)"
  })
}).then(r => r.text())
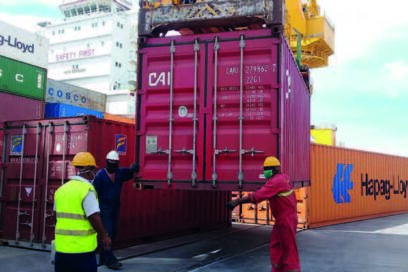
top-left (1, 0), bottom-right (408, 157)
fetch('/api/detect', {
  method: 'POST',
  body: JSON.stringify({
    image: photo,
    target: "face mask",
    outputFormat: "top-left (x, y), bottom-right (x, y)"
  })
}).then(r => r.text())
top-left (78, 170), bottom-right (95, 182)
top-left (264, 169), bottom-right (273, 180)
top-left (106, 161), bottom-right (119, 174)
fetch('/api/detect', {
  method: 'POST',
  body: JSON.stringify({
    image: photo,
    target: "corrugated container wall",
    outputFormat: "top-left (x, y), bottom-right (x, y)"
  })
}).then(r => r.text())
top-left (304, 144), bottom-right (408, 228)
top-left (0, 92), bottom-right (44, 124)
top-left (135, 29), bottom-right (311, 191)
top-left (0, 56), bottom-right (47, 100)
top-left (44, 103), bottom-right (104, 119)
top-left (46, 79), bottom-right (107, 112)
top-left (0, 116), bottom-right (230, 250)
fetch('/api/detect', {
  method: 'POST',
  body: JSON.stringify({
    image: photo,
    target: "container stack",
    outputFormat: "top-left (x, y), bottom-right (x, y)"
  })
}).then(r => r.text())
top-left (45, 79), bottom-right (106, 118)
top-left (0, 21), bottom-right (49, 165)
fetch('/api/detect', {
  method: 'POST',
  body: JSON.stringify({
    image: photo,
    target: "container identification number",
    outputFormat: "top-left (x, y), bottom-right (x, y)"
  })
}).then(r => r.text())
top-left (245, 65), bottom-right (270, 74)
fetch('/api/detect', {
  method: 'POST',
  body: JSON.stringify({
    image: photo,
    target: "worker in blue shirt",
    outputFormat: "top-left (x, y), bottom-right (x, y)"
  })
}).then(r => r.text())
top-left (92, 150), bottom-right (139, 269)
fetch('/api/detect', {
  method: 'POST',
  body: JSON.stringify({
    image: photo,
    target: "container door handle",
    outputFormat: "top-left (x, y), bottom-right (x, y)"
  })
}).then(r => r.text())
top-left (241, 147), bottom-right (264, 157)
top-left (174, 148), bottom-right (194, 155)
top-left (151, 147), bottom-right (170, 155)
top-left (215, 147), bottom-right (238, 155)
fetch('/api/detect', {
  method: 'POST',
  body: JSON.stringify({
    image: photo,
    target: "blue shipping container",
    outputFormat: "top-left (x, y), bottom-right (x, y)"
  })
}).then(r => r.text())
top-left (45, 103), bottom-right (104, 118)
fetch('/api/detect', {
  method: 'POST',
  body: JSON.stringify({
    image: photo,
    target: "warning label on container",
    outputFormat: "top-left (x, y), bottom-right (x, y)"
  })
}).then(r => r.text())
top-left (10, 135), bottom-right (23, 156)
top-left (115, 134), bottom-right (127, 155)
top-left (146, 136), bottom-right (157, 154)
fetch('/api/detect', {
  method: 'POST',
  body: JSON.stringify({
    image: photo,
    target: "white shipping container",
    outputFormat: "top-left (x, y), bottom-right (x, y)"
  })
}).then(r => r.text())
top-left (106, 90), bottom-right (135, 115)
top-left (0, 20), bottom-right (49, 69)
top-left (46, 79), bottom-right (106, 112)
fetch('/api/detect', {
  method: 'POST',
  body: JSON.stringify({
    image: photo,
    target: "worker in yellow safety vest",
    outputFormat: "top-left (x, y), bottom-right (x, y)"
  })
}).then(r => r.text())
top-left (54, 152), bottom-right (111, 272)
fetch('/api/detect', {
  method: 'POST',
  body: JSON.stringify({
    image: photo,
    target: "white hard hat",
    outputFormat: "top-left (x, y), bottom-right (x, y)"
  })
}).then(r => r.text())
top-left (106, 150), bottom-right (120, 161)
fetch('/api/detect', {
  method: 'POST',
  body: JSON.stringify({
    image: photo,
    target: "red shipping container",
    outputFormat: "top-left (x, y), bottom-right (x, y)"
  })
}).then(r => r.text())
top-left (0, 92), bottom-right (44, 124)
top-left (135, 29), bottom-right (311, 191)
top-left (0, 116), bottom-right (230, 250)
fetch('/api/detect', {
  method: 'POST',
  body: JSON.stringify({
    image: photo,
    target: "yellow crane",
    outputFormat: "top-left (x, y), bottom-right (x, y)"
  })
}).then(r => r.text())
top-left (140, 0), bottom-right (335, 68)
top-left (285, 0), bottom-right (335, 68)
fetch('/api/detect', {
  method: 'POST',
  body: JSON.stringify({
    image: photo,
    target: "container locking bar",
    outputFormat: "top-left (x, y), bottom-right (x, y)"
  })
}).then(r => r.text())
top-left (212, 36), bottom-right (220, 188)
top-left (191, 39), bottom-right (200, 187)
top-left (167, 40), bottom-right (176, 186)
top-left (15, 124), bottom-right (27, 243)
top-left (42, 122), bottom-right (54, 246)
top-left (61, 121), bottom-right (69, 185)
top-left (174, 148), bottom-right (194, 155)
top-left (238, 35), bottom-right (246, 188)
top-left (30, 123), bottom-right (42, 243)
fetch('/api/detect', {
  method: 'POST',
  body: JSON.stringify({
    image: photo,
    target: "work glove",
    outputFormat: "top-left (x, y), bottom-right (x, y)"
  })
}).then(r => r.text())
top-left (225, 199), bottom-right (240, 211)
top-left (130, 163), bottom-right (140, 173)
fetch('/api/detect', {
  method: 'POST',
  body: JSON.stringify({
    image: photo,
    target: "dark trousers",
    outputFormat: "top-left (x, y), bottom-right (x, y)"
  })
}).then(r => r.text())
top-left (55, 251), bottom-right (97, 272)
top-left (99, 232), bottom-right (118, 266)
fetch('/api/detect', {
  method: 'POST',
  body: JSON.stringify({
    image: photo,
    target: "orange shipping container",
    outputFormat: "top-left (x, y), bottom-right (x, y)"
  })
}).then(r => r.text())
top-left (232, 144), bottom-right (408, 229)
top-left (304, 144), bottom-right (408, 228)
top-left (231, 190), bottom-right (307, 229)
top-left (104, 113), bottom-right (135, 124)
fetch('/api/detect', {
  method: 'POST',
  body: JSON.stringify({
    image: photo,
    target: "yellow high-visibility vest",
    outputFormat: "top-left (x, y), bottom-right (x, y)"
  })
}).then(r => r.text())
top-left (54, 180), bottom-right (98, 253)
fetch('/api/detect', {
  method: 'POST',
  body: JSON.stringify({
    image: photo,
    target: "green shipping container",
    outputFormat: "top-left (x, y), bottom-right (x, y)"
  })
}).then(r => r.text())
top-left (0, 55), bottom-right (47, 100)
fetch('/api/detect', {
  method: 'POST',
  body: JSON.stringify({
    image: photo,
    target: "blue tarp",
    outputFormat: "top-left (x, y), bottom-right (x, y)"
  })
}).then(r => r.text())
top-left (45, 103), bottom-right (104, 118)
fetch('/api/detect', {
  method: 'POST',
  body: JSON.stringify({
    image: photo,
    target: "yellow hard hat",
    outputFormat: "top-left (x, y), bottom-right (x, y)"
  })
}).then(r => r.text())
top-left (72, 152), bottom-right (97, 167)
top-left (263, 156), bottom-right (280, 168)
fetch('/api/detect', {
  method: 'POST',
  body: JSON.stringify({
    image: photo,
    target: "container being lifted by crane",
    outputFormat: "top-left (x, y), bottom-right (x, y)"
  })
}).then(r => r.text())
top-left (139, 0), bottom-right (335, 68)
top-left (134, 0), bottom-right (315, 191)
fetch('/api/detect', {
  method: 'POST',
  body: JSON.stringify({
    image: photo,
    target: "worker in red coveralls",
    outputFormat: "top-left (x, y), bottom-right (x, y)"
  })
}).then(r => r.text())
top-left (226, 156), bottom-right (301, 272)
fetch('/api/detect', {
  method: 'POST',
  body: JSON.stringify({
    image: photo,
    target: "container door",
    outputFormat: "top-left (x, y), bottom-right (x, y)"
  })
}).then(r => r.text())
top-left (206, 37), bottom-right (280, 190)
top-left (0, 122), bottom-right (45, 248)
top-left (37, 120), bottom-right (88, 246)
top-left (139, 41), bottom-right (206, 188)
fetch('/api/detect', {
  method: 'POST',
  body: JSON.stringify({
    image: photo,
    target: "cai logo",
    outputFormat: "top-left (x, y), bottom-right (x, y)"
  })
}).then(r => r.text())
top-left (115, 134), bottom-right (127, 155)
top-left (10, 135), bottom-right (23, 155)
top-left (332, 164), bottom-right (354, 204)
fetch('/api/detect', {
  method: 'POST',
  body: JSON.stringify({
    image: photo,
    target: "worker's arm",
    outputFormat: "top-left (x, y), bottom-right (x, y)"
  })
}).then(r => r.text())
top-left (88, 213), bottom-right (111, 250)
top-left (226, 196), bottom-right (251, 211)
top-left (119, 163), bottom-right (140, 182)
top-left (83, 189), bottom-right (111, 249)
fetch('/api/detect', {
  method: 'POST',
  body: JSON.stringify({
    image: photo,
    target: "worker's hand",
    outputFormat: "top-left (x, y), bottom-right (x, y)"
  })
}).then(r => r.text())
top-left (225, 199), bottom-right (240, 211)
top-left (130, 163), bottom-right (140, 173)
top-left (102, 234), bottom-right (112, 250)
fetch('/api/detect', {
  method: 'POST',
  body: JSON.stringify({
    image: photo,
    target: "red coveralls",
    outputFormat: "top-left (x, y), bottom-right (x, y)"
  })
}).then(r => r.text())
top-left (248, 173), bottom-right (300, 272)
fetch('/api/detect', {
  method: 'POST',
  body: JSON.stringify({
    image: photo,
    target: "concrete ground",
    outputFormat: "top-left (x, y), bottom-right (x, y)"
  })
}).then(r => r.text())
top-left (1, 213), bottom-right (408, 272)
